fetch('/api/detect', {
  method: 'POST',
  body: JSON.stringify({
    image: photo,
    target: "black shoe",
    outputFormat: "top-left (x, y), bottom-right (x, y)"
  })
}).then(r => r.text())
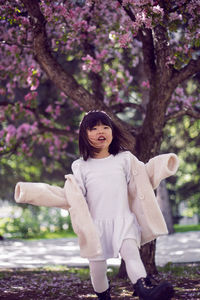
top-left (133, 276), bottom-right (174, 300)
top-left (95, 286), bottom-right (111, 300)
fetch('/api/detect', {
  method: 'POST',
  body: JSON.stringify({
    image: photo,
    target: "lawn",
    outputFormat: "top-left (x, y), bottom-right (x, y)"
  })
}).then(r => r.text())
top-left (0, 224), bottom-right (199, 299)
top-left (0, 263), bottom-right (199, 299)
top-left (2, 223), bottom-right (199, 241)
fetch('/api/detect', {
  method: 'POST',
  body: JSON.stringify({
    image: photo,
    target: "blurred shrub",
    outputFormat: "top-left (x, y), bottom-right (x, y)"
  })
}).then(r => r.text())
top-left (0, 205), bottom-right (74, 239)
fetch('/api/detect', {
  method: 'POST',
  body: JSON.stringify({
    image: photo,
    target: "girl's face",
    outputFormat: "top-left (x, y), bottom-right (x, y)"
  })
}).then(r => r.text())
top-left (86, 122), bottom-right (113, 156)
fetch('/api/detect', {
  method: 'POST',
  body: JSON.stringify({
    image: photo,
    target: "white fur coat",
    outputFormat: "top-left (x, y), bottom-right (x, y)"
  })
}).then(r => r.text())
top-left (14, 153), bottom-right (179, 258)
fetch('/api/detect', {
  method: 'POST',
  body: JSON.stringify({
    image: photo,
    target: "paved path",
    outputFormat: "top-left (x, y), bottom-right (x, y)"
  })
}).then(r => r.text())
top-left (0, 231), bottom-right (199, 269)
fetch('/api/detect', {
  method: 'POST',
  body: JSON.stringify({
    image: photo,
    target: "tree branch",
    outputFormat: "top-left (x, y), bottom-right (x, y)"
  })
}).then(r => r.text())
top-left (165, 107), bottom-right (200, 123)
top-left (0, 39), bottom-right (32, 49)
top-left (20, 0), bottom-right (100, 111)
top-left (117, 0), bottom-right (136, 21)
top-left (153, 24), bottom-right (173, 81)
top-left (170, 57), bottom-right (200, 90)
top-left (117, 1), bottom-right (156, 82)
top-left (111, 102), bottom-right (145, 114)
top-left (165, 0), bottom-right (192, 13)
top-left (19, 0), bottom-right (136, 147)
top-left (38, 124), bottom-right (78, 139)
top-left (139, 29), bottom-right (157, 82)
top-left (0, 100), bottom-right (77, 138)
top-left (82, 2), bottom-right (105, 103)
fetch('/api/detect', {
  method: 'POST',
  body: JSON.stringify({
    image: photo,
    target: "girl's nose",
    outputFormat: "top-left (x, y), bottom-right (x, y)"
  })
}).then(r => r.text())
top-left (98, 127), bottom-right (104, 134)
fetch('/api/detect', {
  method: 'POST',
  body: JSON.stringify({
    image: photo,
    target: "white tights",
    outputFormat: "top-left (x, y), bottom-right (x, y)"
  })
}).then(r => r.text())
top-left (89, 239), bottom-right (147, 293)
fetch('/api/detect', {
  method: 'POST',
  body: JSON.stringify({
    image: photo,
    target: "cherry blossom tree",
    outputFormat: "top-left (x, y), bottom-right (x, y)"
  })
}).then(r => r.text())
top-left (0, 0), bottom-right (200, 274)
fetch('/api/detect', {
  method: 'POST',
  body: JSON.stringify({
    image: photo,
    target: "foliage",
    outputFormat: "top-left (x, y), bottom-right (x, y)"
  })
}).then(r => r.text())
top-left (162, 116), bottom-right (200, 219)
top-left (0, 147), bottom-right (76, 201)
top-left (1, 0), bottom-right (200, 273)
top-left (0, 206), bottom-right (74, 239)
top-left (0, 264), bottom-right (199, 299)
top-left (1, 219), bottom-right (199, 240)
top-left (0, 0), bottom-right (200, 162)
top-left (174, 224), bottom-right (200, 233)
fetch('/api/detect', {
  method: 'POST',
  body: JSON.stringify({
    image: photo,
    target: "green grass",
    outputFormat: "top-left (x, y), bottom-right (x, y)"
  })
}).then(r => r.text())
top-left (3, 224), bottom-right (199, 241)
top-left (158, 262), bottom-right (200, 277)
top-left (174, 224), bottom-right (200, 233)
top-left (44, 263), bottom-right (200, 281)
top-left (21, 224), bottom-right (200, 240)
top-left (0, 264), bottom-right (199, 299)
top-left (5, 230), bottom-right (76, 240)
top-left (26, 230), bottom-right (76, 240)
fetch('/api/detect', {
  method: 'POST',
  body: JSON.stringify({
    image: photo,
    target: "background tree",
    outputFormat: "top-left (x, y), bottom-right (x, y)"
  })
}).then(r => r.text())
top-left (162, 116), bottom-right (200, 223)
top-left (0, 0), bottom-right (200, 274)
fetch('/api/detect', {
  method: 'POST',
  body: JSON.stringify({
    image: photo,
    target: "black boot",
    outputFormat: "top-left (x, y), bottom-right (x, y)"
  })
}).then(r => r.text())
top-left (95, 286), bottom-right (111, 300)
top-left (133, 276), bottom-right (174, 300)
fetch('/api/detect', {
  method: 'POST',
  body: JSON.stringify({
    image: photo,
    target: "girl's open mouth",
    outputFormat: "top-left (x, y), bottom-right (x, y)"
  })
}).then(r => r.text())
top-left (98, 136), bottom-right (106, 141)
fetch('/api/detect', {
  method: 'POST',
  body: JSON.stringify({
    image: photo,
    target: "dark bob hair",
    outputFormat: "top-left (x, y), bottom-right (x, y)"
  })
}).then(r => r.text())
top-left (79, 110), bottom-right (129, 160)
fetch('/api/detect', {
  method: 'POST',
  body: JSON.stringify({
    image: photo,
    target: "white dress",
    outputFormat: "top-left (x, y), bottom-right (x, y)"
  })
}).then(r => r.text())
top-left (71, 151), bottom-right (141, 261)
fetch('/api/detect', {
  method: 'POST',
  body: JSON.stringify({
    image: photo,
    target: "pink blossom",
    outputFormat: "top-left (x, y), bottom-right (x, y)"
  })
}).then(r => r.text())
top-left (49, 145), bottom-right (55, 156)
top-left (169, 12), bottom-right (183, 22)
top-left (9, 45), bottom-right (19, 54)
top-left (30, 78), bottom-right (39, 90)
top-left (21, 142), bottom-right (28, 151)
top-left (54, 136), bottom-right (61, 148)
top-left (24, 91), bottom-right (38, 103)
top-left (5, 125), bottom-right (17, 143)
top-left (66, 125), bottom-right (70, 131)
top-left (0, 88), bottom-right (5, 95)
top-left (41, 118), bottom-right (52, 126)
top-left (11, 113), bottom-right (15, 121)
top-left (109, 69), bottom-right (117, 76)
top-left (82, 54), bottom-right (101, 73)
top-left (16, 123), bottom-right (37, 139)
top-left (152, 5), bottom-right (164, 17)
top-left (175, 87), bottom-right (184, 97)
top-left (0, 129), bottom-right (5, 139)
top-left (42, 157), bottom-right (47, 165)
top-left (55, 105), bottom-right (61, 117)
top-left (88, 25), bottom-right (97, 32)
top-left (141, 80), bottom-right (150, 89)
top-left (45, 105), bottom-right (53, 113)
top-left (118, 33), bottom-right (132, 48)
top-left (165, 55), bottom-right (176, 66)
top-left (96, 50), bottom-right (108, 60)
top-left (116, 97), bottom-right (124, 103)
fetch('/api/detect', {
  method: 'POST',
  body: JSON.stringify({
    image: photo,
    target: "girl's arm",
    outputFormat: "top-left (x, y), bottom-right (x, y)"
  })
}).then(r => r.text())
top-left (145, 153), bottom-right (179, 190)
top-left (15, 182), bottom-right (69, 210)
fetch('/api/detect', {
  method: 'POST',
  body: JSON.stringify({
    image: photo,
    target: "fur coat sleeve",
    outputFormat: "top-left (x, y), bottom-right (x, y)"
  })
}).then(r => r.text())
top-left (15, 182), bottom-right (69, 209)
top-left (14, 179), bottom-right (102, 258)
top-left (145, 153), bottom-right (179, 189)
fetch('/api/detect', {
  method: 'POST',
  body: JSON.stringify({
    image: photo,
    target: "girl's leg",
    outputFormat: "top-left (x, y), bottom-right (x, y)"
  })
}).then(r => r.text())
top-left (120, 239), bottom-right (174, 299)
top-left (120, 238), bottom-right (147, 284)
top-left (89, 260), bottom-right (109, 293)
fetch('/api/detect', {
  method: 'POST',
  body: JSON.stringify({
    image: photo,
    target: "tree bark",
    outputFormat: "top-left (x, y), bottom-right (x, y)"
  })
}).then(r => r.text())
top-left (140, 240), bottom-right (157, 275)
top-left (157, 181), bottom-right (174, 234)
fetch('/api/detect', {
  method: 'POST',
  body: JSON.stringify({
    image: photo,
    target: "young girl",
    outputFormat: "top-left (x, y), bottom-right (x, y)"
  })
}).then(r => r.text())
top-left (71, 110), bottom-right (178, 300)
top-left (15, 110), bottom-right (179, 300)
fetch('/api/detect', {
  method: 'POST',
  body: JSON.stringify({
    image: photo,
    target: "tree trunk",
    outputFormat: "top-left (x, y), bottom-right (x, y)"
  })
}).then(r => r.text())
top-left (157, 180), bottom-right (174, 234)
top-left (117, 240), bottom-right (158, 278)
top-left (140, 240), bottom-right (158, 275)
top-left (117, 259), bottom-right (127, 279)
